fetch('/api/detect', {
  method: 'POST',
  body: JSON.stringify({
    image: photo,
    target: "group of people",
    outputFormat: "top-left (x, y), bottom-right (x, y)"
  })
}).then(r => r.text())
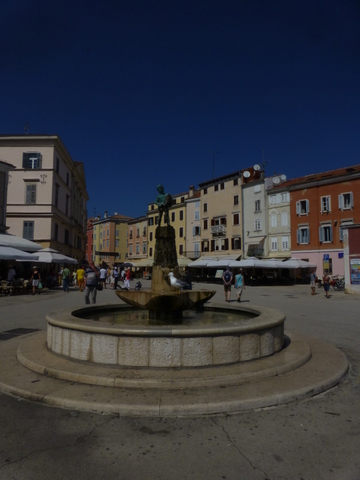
top-left (222, 268), bottom-right (245, 303)
top-left (83, 262), bottom-right (132, 305)
top-left (310, 272), bottom-right (331, 298)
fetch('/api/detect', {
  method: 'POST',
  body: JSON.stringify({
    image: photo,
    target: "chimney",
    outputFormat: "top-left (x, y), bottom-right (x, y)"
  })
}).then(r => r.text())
top-left (104, 210), bottom-right (108, 219)
top-left (189, 185), bottom-right (194, 198)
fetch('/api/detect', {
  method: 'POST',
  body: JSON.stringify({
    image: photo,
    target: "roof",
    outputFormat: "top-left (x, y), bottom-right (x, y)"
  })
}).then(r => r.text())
top-left (273, 164), bottom-right (360, 190)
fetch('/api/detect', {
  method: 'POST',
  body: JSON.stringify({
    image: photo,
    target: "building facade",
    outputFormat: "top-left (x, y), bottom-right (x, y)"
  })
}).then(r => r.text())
top-left (127, 216), bottom-right (148, 262)
top-left (286, 165), bottom-right (360, 276)
top-left (184, 186), bottom-right (201, 260)
top-left (0, 135), bottom-right (88, 262)
top-left (93, 212), bottom-right (132, 266)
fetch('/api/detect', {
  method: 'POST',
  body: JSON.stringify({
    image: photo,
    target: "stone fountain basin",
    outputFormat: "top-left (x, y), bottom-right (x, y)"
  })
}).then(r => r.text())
top-left (46, 304), bottom-right (285, 368)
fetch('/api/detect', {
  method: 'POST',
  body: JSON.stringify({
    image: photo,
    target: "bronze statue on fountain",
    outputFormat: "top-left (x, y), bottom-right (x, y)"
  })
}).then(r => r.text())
top-left (116, 185), bottom-right (215, 321)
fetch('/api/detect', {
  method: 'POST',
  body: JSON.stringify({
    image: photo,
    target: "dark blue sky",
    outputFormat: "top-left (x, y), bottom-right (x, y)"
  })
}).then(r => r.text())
top-left (1, 0), bottom-right (359, 219)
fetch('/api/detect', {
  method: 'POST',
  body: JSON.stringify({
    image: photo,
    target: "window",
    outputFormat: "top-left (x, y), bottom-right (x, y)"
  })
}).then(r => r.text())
top-left (232, 237), bottom-right (241, 249)
top-left (255, 200), bottom-right (261, 212)
top-left (143, 227), bottom-right (146, 236)
top-left (339, 192), bottom-right (354, 210)
top-left (56, 158), bottom-right (60, 174)
top-left (136, 228), bottom-right (140, 238)
top-left (25, 184), bottom-right (36, 204)
top-left (64, 229), bottom-right (70, 245)
top-left (23, 221), bottom-right (34, 240)
top-left (234, 195), bottom-right (239, 206)
top-left (203, 203), bottom-right (208, 213)
top-left (214, 184), bottom-right (219, 192)
top-left (150, 232), bottom-right (153, 241)
top-left (115, 239), bottom-right (119, 247)
top-left (65, 195), bottom-right (69, 216)
top-left (171, 212), bottom-right (175, 222)
top-left (281, 212), bottom-right (288, 227)
top-left (319, 225), bottom-right (333, 243)
top-left (107, 239), bottom-right (109, 247)
top-left (107, 229), bottom-right (110, 236)
top-left (136, 244), bottom-right (140, 254)
top-left (203, 188), bottom-right (207, 195)
top-left (281, 236), bottom-right (289, 250)
top-left (254, 219), bottom-right (261, 230)
top-left (321, 196), bottom-right (331, 213)
top-left (220, 182), bottom-right (225, 190)
top-left (281, 192), bottom-right (289, 203)
top-left (148, 217), bottom-right (154, 226)
top-left (296, 200), bottom-right (309, 215)
top-left (194, 210), bottom-right (200, 221)
top-left (233, 178), bottom-right (238, 186)
top-left (193, 226), bottom-right (201, 236)
top-left (254, 185), bottom-right (261, 193)
top-left (179, 245), bottom-right (184, 255)
top-left (203, 219), bottom-right (208, 230)
top-left (195, 201), bottom-right (200, 208)
top-left (149, 247), bottom-right (153, 257)
top-left (179, 227), bottom-right (184, 238)
top-left (129, 245), bottom-right (133, 255)
top-left (194, 243), bottom-right (200, 256)
top-left (233, 213), bottom-right (240, 225)
top-left (297, 226), bottom-right (310, 244)
top-left (102, 240), bottom-right (105, 248)
top-left (23, 152), bottom-right (42, 169)
top-left (54, 223), bottom-right (58, 241)
top-left (202, 240), bottom-right (209, 252)
top-left (271, 238), bottom-right (278, 250)
top-left (66, 172), bottom-right (69, 186)
top-left (270, 214), bottom-right (277, 228)
top-left (180, 210), bottom-right (184, 221)
top-left (143, 244), bottom-right (147, 254)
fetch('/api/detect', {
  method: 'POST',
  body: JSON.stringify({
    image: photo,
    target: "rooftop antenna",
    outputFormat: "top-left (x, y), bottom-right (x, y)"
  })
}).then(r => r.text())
top-left (262, 147), bottom-right (268, 171)
top-left (212, 151), bottom-right (219, 179)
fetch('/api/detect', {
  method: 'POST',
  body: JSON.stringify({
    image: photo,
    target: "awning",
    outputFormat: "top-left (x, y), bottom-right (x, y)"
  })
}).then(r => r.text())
top-left (132, 258), bottom-right (154, 268)
top-left (0, 246), bottom-right (39, 261)
top-left (189, 254), bottom-right (240, 267)
top-left (0, 233), bottom-right (42, 252)
top-left (246, 237), bottom-right (265, 257)
top-left (17, 247), bottom-right (77, 264)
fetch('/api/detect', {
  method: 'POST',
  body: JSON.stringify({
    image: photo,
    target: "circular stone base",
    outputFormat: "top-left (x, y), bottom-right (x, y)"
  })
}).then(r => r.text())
top-left (0, 331), bottom-right (349, 417)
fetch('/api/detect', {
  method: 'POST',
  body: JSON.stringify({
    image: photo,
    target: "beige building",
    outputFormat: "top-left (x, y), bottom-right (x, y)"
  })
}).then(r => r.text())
top-left (0, 135), bottom-right (88, 262)
top-left (198, 171), bottom-right (244, 258)
top-left (93, 212), bottom-right (132, 266)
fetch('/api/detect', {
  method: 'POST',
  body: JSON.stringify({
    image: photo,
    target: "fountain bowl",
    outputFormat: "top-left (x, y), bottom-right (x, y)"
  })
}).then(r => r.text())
top-left (46, 303), bottom-right (285, 368)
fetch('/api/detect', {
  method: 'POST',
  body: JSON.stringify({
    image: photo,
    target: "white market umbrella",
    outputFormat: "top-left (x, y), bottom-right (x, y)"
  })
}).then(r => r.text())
top-left (18, 247), bottom-right (77, 265)
top-left (0, 233), bottom-right (42, 252)
top-left (235, 257), bottom-right (266, 268)
top-left (282, 258), bottom-right (317, 269)
top-left (0, 246), bottom-right (39, 261)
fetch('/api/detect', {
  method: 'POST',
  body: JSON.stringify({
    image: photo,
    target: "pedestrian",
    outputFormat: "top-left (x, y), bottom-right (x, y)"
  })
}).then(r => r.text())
top-left (30, 266), bottom-right (41, 295)
top-left (222, 267), bottom-right (233, 302)
top-left (121, 268), bottom-right (126, 283)
top-left (62, 265), bottom-right (70, 292)
top-left (323, 273), bottom-right (331, 298)
top-left (7, 265), bottom-right (16, 283)
top-left (84, 261), bottom-right (100, 304)
top-left (310, 272), bottom-right (317, 295)
top-left (113, 266), bottom-right (119, 289)
top-left (99, 264), bottom-right (107, 289)
top-left (124, 267), bottom-right (131, 290)
top-left (234, 268), bottom-right (245, 302)
top-left (76, 265), bottom-right (85, 292)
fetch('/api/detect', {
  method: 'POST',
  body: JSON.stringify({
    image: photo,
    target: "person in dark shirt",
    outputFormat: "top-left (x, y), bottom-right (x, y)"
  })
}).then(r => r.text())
top-left (84, 261), bottom-right (100, 304)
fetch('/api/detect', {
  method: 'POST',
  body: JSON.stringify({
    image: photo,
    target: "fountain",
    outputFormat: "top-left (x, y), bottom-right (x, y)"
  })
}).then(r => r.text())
top-left (45, 185), bottom-right (285, 369)
top-left (0, 185), bottom-right (348, 416)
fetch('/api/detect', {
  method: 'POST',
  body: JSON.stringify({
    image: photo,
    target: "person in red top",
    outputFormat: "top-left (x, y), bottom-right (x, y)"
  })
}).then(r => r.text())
top-left (124, 268), bottom-right (131, 290)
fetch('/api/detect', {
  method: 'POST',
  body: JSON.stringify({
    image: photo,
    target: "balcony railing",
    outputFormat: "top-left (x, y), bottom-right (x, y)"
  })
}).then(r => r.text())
top-left (211, 225), bottom-right (226, 236)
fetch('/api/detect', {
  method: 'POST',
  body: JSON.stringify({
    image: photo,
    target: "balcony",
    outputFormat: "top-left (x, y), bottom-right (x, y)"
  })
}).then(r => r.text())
top-left (211, 225), bottom-right (226, 236)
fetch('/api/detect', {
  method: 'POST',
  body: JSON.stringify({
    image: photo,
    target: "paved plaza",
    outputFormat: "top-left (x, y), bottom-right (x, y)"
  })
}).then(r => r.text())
top-left (0, 282), bottom-right (359, 479)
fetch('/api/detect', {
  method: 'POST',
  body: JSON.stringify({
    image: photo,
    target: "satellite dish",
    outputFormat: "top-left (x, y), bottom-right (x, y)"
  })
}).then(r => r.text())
top-left (243, 171), bottom-right (250, 178)
top-left (273, 177), bottom-right (280, 185)
top-left (253, 164), bottom-right (261, 171)
top-left (280, 174), bottom-right (287, 181)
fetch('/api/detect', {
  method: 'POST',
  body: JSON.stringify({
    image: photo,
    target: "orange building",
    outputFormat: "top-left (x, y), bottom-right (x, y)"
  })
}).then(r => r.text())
top-left (282, 165), bottom-right (360, 276)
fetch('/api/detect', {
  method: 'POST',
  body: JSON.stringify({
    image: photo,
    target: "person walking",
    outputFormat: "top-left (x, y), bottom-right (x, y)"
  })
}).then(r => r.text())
top-left (62, 265), bottom-right (70, 292)
top-left (124, 267), bottom-right (131, 290)
top-left (222, 267), bottom-right (233, 302)
top-left (84, 261), bottom-right (100, 304)
top-left (99, 264), bottom-right (107, 289)
top-left (310, 272), bottom-right (317, 295)
top-left (30, 266), bottom-right (41, 295)
top-left (234, 268), bottom-right (245, 302)
top-left (76, 265), bottom-right (85, 292)
top-left (323, 273), bottom-right (331, 298)
top-left (113, 266), bottom-right (119, 289)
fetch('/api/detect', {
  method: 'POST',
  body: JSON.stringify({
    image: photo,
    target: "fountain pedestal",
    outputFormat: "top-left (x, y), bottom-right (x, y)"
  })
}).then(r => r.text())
top-left (117, 225), bottom-right (215, 320)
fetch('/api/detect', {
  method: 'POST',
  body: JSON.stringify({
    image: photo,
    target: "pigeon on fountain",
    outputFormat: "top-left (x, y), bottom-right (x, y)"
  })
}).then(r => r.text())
top-left (168, 272), bottom-right (190, 290)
